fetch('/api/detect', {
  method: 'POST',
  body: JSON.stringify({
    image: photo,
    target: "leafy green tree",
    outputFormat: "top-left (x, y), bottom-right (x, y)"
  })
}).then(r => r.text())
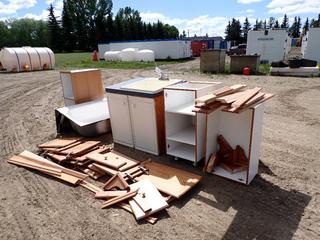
top-left (302, 17), bottom-right (309, 35)
top-left (0, 21), bottom-right (11, 48)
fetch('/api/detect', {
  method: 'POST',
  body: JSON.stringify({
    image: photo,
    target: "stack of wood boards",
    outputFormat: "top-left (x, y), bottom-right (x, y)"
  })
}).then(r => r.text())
top-left (204, 135), bottom-right (249, 174)
top-left (7, 137), bottom-right (203, 224)
top-left (194, 84), bottom-right (274, 114)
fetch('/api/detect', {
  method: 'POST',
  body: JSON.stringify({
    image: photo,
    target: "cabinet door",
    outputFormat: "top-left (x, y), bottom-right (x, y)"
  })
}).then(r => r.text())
top-left (107, 93), bottom-right (133, 147)
top-left (128, 96), bottom-right (158, 155)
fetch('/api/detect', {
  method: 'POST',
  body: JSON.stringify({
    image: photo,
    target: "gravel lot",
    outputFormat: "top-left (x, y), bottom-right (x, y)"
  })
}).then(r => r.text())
top-left (0, 59), bottom-right (319, 240)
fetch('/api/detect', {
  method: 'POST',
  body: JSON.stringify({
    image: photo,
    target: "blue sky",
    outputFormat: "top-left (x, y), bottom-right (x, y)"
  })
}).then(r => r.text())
top-left (1, 0), bottom-right (320, 36)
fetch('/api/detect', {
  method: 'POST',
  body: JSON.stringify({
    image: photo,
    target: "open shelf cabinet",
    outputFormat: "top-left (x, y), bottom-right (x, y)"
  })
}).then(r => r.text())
top-left (201, 103), bottom-right (265, 184)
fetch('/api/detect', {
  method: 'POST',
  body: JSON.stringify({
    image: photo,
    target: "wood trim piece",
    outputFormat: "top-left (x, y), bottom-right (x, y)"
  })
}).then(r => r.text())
top-left (87, 152), bottom-right (127, 170)
top-left (61, 141), bottom-right (100, 156)
top-left (101, 189), bottom-right (138, 209)
top-left (95, 190), bottom-right (128, 199)
top-left (79, 180), bottom-right (103, 194)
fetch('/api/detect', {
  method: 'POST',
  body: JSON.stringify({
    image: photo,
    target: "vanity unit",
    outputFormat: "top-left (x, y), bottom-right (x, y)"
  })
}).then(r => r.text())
top-left (105, 78), bottom-right (181, 155)
top-left (163, 82), bottom-right (223, 166)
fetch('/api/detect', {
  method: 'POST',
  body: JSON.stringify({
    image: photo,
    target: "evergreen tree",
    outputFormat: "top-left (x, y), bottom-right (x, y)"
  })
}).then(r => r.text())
top-left (47, 4), bottom-right (61, 52)
top-left (242, 17), bottom-right (251, 42)
top-left (274, 20), bottom-right (280, 29)
top-left (281, 14), bottom-right (289, 29)
top-left (253, 19), bottom-right (262, 30)
top-left (61, 0), bottom-right (75, 51)
top-left (302, 17), bottom-right (309, 35)
top-left (268, 17), bottom-right (275, 29)
top-left (289, 16), bottom-right (301, 38)
top-left (225, 18), bottom-right (242, 44)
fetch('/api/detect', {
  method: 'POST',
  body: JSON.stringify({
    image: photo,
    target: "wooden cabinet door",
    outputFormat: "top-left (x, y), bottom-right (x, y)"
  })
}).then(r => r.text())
top-left (107, 93), bottom-right (133, 147)
top-left (128, 96), bottom-right (158, 155)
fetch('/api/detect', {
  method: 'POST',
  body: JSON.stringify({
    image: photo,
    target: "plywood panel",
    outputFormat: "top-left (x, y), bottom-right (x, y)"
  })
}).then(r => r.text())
top-left (135, 161), bottom-right (202, 198)
top-left (121, 78), bottom-right (181, 93)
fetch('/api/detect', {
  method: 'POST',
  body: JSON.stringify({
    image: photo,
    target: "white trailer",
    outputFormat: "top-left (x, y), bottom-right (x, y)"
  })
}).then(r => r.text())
top-left (98, 40), bottom-right (192, 60)
top-left (246, 29), bottom-right (291, 63)
top-left (301, 28), bottom-right (320, 63)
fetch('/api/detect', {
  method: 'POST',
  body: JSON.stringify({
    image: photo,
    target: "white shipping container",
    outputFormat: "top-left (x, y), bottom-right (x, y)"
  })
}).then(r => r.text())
top-left (98, 40), bottom-right (192, 60)
top-left (301, 28), bottom-right (320, 63)
top-left (246, 29), bottom-right (291, 63)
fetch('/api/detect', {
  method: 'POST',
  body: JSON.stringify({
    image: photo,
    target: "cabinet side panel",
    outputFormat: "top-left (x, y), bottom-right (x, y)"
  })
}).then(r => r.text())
top-left (87, 70), bottom-right (105, 100)
top-left (205, 110), bottom-right (221, 163)
top-left (218, 110), bottom-right (252, 156)
top-left (155, 94), bottom-right (166, 154)
top-left (196, 113), bottom-right (206, 161)
top-left (248, 103), bottom-right (265, 183)
top-left (60, 73), bottom-right (74, 100)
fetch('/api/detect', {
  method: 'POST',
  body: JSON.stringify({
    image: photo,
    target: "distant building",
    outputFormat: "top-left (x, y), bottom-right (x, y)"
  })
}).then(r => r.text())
top-left (185, 36), bottom-right (227, 57)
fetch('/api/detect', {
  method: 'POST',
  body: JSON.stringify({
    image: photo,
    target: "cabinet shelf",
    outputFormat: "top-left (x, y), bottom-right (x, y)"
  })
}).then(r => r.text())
top-left (167, 142), bottom-right (195, 161)
top-left (167, 125), bottom-right (195, 145)
top-left (211, 166), bottom-right (247, 184)
top-left (165, 102), bottom-right (195, 116)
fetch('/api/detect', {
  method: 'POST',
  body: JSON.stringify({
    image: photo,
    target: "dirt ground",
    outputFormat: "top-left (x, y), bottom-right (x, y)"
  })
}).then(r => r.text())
top-left (0, 59), bottom-right (319, 240)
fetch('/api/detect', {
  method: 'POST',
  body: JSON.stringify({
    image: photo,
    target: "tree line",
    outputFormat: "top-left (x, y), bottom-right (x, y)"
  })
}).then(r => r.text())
top-left (0, 0), bottom-right (179, 52)
top-left (225, 14), bottom-right (320, 45)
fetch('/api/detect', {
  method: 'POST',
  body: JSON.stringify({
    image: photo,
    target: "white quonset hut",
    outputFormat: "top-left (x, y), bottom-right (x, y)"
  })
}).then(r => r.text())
top-left (246, 29), bottom-right (291, 63)
top-left (0, 47), bottom-right (55, 72)
top-left (98, 39), bottom-right (192, 60)
top-left (301, 28), bottom-right (320, 63)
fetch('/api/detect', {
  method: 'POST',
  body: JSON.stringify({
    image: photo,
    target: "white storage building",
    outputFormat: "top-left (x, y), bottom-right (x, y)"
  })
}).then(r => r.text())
top-left (246, 29), bottom-right (291, 63)
top-left (0, 47), bottom-right (55, 72)
top-left (301, 28), bottom-right (320, 63)
top-left (98, 39), bottom-right (192, 60)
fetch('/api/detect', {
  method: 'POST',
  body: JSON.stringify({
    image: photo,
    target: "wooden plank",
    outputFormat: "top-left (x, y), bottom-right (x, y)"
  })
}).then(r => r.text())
top-left (73, 146), bottom-right (110, 162)
top-left (8, 156), bottom-right (62, 176)
top-left (38, 138), bottom-right (80, 148)
top-left (95, 190), bottom-right (128, 199)
top-left (61, 141), bottom-right (100, 156)
top-left (116, 202), bottom-right (158, 224)
top-left (101, 190), bottom-right (138, 209)
top-left (92, 163), bottom-right (118, 176)
top-left (113, 151), bottom-right (140, 171)
top-left (19, 150), bottom-right (88, 180)
top-left (79, 180), bottom-right (103, 194)
top-left (8, 156), bottom-right (80, 185)
top-left (129, 179), bottom-right (168, 220)
top-left (135, 162), bottom-right (202, 199)
top-left (231, 87), bottom-right (261, 108)
top-left (87, 152), bottom-right (127, 170)
top-left (215, 91), bottom-right (247, 104)
top-left (46, 153), bottom-right (68, 162)
top-left (223, 93), bottom-right (274, 114)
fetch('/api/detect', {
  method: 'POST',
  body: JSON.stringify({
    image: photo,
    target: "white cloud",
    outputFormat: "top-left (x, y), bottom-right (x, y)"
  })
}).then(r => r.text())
top-left (141, 12), bottom-right (230, 37)
top-left (246, 9), bottom-right (255, 13)
top-left (23, 9), bottom-right (48, 20)
top-left (0, 0), bottom-right (37, 15)
top-left (267, 0), bottom-right (320, 15)
top-left (237, 0), bottom-right (262, 4)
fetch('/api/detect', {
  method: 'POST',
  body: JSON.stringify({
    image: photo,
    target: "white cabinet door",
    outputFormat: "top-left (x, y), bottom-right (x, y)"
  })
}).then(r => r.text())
top-left (107, 93), bottom-right (133, 147)
top-left (128, 96), bottom-right (158, 155)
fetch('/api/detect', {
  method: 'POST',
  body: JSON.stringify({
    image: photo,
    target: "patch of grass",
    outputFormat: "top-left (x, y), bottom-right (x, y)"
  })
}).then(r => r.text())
top-left (55, 52), bottom-right (189, 70)
top-left (259, 64), bottom-right (271, 75)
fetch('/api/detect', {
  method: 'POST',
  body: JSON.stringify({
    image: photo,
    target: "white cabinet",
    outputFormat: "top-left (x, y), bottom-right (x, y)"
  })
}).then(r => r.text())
top-left (128, 96), bottom-right (158, 154)
top-left (202, 103), bottom-right (265, 185)
top-left (107, 93), bottom-right (133, 147)
top-left (107, 92), bottom-right (164, 155)
top-left (164, 82), bottom-right (223, 166)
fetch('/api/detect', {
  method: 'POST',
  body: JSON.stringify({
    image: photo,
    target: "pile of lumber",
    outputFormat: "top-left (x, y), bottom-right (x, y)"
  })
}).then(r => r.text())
top-left (7, 138), bottom-right (202, 224)
top-left (205, 135), bottom-right (248, 174)
top-left (194, 84), bottom-right (274, 114)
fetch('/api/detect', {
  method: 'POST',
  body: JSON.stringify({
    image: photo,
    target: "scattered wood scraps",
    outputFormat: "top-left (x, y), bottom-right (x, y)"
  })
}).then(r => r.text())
top-left (7, 138), bottom-right (203, 224)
